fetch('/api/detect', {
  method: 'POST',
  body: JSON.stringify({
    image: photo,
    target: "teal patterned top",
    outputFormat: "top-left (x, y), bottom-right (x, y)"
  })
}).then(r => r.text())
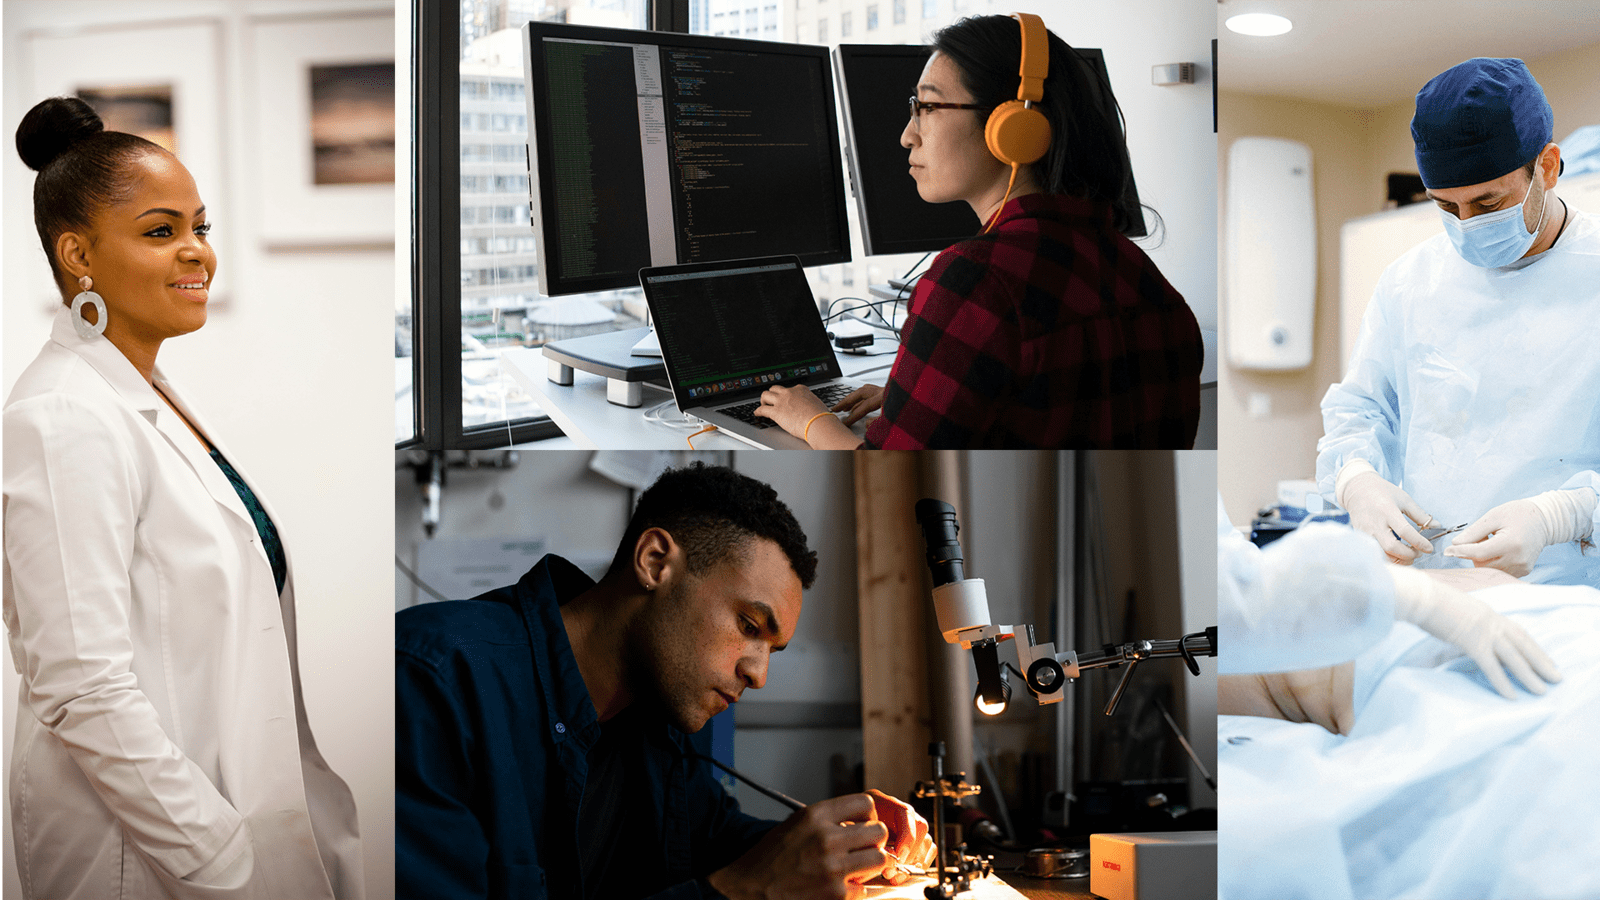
top-left (208, 449), bottom-right (287, 596)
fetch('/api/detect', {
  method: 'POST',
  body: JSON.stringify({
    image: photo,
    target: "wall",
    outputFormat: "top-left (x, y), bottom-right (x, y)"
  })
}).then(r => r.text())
top-left (3, 3), bottom-right (397, 897)
top-left (1218, 38), bottom-right (1600, 518)
top-left (1217, 93), bottom-right (1379, 518)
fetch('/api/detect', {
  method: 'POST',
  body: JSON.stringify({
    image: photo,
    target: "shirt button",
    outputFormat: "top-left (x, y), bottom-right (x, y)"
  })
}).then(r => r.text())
top-left (555, 722), bottom-right (566, 734)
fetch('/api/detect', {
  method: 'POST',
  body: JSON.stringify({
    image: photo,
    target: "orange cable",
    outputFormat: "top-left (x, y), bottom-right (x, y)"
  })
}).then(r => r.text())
top-left (982, 163), bottom-right (1021, 234)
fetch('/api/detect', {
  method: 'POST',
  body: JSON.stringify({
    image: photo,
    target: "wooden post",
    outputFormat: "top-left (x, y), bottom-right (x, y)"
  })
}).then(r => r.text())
top-left (853, 453), bottom-right (933, 797)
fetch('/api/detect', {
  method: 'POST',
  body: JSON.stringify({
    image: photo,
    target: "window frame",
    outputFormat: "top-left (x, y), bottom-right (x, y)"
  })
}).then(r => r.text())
top-left (405, 0), bottom-right (691, 450)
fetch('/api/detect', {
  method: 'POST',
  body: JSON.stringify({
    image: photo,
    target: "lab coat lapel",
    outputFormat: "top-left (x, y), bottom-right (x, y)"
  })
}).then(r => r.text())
top-left (147, 375), bottom-right (253, 519)
top-left (48, 309), bottom-right (263, 560)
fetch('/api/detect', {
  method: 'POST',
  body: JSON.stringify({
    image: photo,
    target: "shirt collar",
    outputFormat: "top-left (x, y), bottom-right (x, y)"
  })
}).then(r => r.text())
top-left (990, 192), bottom-right (1117, 231)
top-left (518, 555), bottom-right (604, 745)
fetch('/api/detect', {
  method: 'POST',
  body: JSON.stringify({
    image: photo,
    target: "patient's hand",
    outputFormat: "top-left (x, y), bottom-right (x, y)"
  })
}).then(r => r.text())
top-left (1391, 564), bottom-right (1563, 698)
top-left (1220, 663), bottom-right (1356, 736)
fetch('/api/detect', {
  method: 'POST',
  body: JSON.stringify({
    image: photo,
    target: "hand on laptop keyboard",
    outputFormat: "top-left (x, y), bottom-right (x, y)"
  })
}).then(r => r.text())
top-left (731, 384), bottom-right (856, 429)
top-left (832, 384), bottom-right (884, 426)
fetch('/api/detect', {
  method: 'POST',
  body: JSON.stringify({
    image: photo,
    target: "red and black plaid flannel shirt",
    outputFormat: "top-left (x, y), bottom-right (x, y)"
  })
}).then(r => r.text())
top-left (862, 193), bottom-right (1202, 448)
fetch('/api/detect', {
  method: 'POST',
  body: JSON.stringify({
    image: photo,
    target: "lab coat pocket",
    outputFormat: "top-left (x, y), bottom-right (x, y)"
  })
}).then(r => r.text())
top-left (145, 819), bottom-right (263, 900)
top-left (119, 832), bottom-right (166, 899)
top-left (489, 862), bottom-right (548, 898)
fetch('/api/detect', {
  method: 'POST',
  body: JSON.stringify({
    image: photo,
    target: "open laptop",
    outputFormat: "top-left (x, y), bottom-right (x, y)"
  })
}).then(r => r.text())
top-left (639, 255), bottom-right (869, 449)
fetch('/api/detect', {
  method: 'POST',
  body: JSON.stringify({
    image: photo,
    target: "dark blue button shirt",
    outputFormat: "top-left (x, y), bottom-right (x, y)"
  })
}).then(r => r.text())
top-left (396, 555), bottom-right (777, 900)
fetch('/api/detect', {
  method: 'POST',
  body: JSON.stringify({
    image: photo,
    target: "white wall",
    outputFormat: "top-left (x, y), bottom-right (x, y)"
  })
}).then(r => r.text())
top-left (3, 3), bottom-right (397, 897)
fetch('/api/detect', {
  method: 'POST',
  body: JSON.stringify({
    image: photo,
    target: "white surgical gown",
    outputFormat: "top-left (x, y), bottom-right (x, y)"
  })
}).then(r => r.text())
top-left (1218, 495), bottom-right (1395, 673)
top-left (1317, 208), bottom-right (1600, 586)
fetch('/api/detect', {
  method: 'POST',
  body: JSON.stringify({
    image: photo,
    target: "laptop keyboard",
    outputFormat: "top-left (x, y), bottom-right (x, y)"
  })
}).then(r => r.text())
top-left (719, 383), bottom-right (856, 429)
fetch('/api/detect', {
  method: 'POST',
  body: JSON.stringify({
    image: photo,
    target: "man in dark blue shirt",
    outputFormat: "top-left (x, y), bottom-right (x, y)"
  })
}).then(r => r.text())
top-left (397, 464), bottom-right (935, 899)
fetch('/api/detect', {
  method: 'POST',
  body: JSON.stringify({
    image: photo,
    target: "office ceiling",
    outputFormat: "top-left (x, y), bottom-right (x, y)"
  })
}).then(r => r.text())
top-left (1219, 0), bottom-right (1600, 107)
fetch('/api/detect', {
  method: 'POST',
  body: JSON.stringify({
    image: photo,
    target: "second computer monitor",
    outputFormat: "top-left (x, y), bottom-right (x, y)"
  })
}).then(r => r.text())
top-left (524, 22), bottom-right (853, 296)
top-left (833, 43), bottom-right (1146, 257)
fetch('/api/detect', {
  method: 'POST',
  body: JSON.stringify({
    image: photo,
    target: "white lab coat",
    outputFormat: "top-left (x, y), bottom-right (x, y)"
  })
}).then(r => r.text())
top-left (1218, 495), bottom-right (1395, 674)
top-left (1316, 208), bottom-right (1600, 585)
top-left (3, 309), bottom-right (363, 900)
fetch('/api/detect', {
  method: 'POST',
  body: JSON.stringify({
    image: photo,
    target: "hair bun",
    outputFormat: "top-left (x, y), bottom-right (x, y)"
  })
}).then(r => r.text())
top-left (16, 96), bottom-right (105, 172)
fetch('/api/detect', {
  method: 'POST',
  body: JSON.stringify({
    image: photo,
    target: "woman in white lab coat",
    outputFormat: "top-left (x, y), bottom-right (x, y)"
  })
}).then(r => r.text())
top-left (3, 98), bottom-right (362, 899)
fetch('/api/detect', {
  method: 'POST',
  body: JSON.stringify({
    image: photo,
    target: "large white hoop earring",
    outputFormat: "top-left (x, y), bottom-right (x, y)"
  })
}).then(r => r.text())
top-left (71, 275), bottom-right (108, 340)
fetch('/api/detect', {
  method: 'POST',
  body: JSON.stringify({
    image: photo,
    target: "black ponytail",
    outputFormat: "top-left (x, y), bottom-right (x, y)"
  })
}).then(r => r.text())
top-left (17, 96), bottom-right (166, 293)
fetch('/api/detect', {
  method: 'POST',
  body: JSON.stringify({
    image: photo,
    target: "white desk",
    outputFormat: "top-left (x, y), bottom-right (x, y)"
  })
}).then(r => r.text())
top-left (503, 346), bottom-right (893, 450)
top-left (506, 326), bottom-right (1213, 449)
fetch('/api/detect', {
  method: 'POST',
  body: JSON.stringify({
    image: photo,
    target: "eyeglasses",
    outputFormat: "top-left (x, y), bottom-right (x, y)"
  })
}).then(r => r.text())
top-left (908, 96), bottom-right (987, 123)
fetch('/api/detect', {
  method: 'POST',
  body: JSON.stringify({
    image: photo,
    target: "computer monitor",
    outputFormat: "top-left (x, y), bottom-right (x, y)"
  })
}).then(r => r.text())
top-left (833, 44), bottom-right (1146, 257)
top-left (523, 22), bottom-right (853, 296)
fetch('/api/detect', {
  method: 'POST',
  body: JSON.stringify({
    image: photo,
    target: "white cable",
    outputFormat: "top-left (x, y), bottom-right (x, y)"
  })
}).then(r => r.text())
top-left (641, 398), bottom-right (701, 429)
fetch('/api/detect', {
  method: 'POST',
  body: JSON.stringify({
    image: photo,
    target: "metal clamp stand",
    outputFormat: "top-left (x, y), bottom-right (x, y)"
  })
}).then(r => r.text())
top-left (1069, 627), bottom-right (1217, 716)
top-left (914, 742), bottom-right (991, 899)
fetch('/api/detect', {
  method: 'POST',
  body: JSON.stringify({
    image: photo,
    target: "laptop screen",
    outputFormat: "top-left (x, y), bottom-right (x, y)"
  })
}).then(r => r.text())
top-left (640, 257), bottom-right (843, 408)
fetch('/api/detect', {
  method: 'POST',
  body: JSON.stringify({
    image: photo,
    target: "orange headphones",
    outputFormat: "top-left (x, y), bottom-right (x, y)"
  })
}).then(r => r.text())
top-left (980, 13), bottom-right (1050, 232)
top-left (984, 12), bottom-right (1052, 167)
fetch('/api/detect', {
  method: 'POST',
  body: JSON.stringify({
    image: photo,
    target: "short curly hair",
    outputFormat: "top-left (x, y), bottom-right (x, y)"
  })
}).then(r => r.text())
top-left (607, 463), bottom-right (817, 589)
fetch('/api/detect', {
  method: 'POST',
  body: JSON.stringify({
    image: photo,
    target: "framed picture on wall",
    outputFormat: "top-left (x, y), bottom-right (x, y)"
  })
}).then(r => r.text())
top-left (23, 21), bottom-right (232, 307)
top-left (248, 11), bottom-right (396, 248)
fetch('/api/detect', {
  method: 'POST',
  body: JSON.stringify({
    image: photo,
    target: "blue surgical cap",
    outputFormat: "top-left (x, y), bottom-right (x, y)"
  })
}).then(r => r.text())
top-left (1411, 58), bottom-right (1553, 189)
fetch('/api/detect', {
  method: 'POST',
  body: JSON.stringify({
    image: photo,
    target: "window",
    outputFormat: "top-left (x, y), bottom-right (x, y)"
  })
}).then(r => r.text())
top-left (410, 0), bottom-right (960, 447)
top-left (406, 0), bottom-right (649, 449)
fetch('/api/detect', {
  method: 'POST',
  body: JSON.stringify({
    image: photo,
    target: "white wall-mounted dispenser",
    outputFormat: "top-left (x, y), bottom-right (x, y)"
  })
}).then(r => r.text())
top-left (1225, 136), bottom-right (1316, 370)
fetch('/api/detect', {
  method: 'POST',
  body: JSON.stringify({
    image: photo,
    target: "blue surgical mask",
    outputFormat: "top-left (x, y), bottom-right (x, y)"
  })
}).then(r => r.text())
top-left (1439, 176), bottom-right (1548, 268)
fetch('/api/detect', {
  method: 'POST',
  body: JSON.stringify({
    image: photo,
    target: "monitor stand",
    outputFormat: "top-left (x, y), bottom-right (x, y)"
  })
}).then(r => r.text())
top-left (542, 327), bottom-right (669, 408)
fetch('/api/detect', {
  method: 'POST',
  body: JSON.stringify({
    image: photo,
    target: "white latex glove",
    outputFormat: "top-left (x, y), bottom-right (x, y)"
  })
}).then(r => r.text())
top-left (1446, 488), bottom-right (1598, 577)
top-left (1389, 566), bottom-right (1563, 699)
top-left (1336, 461), bottom-right (1435, 564)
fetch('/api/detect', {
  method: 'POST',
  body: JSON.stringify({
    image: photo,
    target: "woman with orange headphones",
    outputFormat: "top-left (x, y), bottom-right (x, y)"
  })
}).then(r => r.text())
top-left (756, 13), bottom-right (1204, 448)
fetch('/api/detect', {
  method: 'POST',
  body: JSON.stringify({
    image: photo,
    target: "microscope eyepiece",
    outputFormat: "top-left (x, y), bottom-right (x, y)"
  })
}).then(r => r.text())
top-left (915, 498), bottom-right (966, 586)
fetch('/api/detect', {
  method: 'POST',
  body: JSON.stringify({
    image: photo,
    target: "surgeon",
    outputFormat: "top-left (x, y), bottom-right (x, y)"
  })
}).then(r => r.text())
top-left (1217, 496), bottom-right (1562, 735)
top-left (1317, 58), bottom-right (1600, 584)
